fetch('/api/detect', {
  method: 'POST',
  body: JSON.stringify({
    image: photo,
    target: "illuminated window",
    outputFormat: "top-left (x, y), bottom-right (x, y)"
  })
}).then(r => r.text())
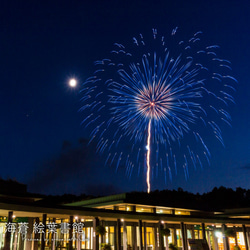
top-left (187, 230), bottom-right (192, 239)
top-left (156, 208), bottom-right (172, 214)
top-left (103, 206), bottom-right (113, 210)
top-left (125, 205), bottom-right (135, 211)
top-left (107, 226), bottom-right (115, 246)
top-left (175, 210), bottom-right (190, 215)
top-left (176, 229), bottom-right (183, 247)
top-left (146, 227), bottom-right (154, 247)
top-left (136, 206), bottom-right (152, 213)
top-left (127, 226), bottom-right (133, 247)
top-left (168, 229), bottom-right (174, 244)
top-left (237, 232), bottom-right (245, 247)
top-left (118, 206), bottom-right (126, 211)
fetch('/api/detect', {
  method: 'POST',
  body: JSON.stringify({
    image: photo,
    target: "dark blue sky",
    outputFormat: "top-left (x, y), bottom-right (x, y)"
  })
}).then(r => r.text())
top-left (0, 0), bottom-right (249, 196)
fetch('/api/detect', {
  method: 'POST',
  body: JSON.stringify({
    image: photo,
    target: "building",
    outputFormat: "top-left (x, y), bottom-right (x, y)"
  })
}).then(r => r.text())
top-left (0, 191), bottom-right (250, 250)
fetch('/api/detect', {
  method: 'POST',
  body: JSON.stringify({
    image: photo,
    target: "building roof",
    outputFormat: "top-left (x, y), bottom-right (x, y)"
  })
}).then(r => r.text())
top-left (66, 191), bottom-right (208, 211)
top-left (0, 190), bottom-right (248, 225)
top-left (66, 193), bottom-right (127, 207)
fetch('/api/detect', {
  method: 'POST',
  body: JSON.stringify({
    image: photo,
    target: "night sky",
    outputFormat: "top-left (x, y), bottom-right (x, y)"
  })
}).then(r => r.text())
top-left (0, 0), bottom-right (249, 196)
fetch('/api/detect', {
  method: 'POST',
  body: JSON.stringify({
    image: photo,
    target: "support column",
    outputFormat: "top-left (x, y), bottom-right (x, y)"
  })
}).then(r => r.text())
top-left (123, 220), bottom-right (127, 250)
top-left (133, 224), bottom-right (137, 250)
top-left (18, 228), bottom-right (25, 250)
top-left (247, 228), bottom-right (250, 250)
top-left (185, 224), bottom-right (188, 249)
top-left (20, 217), bottom-right (33, 250)
top-left (158, 222), bottom-right (164, 250)
top-left (100, 220), bottom-right (105, 244)
top-left (212, 229), bottom-right (219, 250)
top-left (191, 226), bottom-right (195, 239)
top-left (243, 225), bottom-right (249, 250)
top-left (222, 224), bottom-right (229, 250)
top-left (233, 227), bottom-right (238, 247)
top-left (144, 222), bottom-right (147, 250)
top-left (4, 211), bottom-right (13, 250)
top-left (68, 216), bottom-right (74, 250)
top-left (201, 223), bottom-right (206, 241)
top-left (25, 217), bottom-right (34, 250)
top-left (51, 218), bottom-right (56, 250)
top-left (13, 228), bottom-right (18, 250)
top-left (164, 223), bottom-right (169, 250)
top-left (154, 224), bottom-right (159, 250)
top-left (114, 222), bottom-right (117, 250)
top-left (93, 217), bottom-right (100, 250)
top-left (206, 231), bottom-right (211, 250)
top-left (115, 219), bottom-right (121, 250)
top-left (180, 222), bottom-right (188, 250)
top-left (40, 214), bottom-right (47, 250)
top-left (33, 217), bottom-right (39, 250)
top-left (138, 220), bottom-right (143, 250)
top-left (77, 218), bottom-right (83, 250)
top-left (173, 228), bottom-right (177, 246)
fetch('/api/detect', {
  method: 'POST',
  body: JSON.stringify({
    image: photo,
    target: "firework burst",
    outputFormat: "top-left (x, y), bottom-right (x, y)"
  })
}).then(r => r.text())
top-left (80, 28), bottom-right (236, 192)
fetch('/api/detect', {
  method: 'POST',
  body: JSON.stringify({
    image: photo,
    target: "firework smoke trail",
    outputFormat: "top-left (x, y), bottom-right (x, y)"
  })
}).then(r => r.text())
top-left (146, 119), bottom-right (152, 193)
top-left (80, 28), bottom-right (236, 192)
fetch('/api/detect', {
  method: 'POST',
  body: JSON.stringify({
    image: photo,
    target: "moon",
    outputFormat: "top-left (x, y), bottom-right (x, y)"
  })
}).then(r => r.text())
top-left (69, 78), bottom-right (77, 88)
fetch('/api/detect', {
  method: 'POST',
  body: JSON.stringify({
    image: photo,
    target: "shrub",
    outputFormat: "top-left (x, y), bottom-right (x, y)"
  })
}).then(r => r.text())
top-left (161, 228), bottom-right (171, 236)
top-left (224, 228), bottom-right (236, 238)
top-left (169, 243), bottom-right (178, 250)
top-left (101, 243), bottom-right (111, 250)
top-left (96, 225), bottom-right (107, 236)
top-left (234, 246), bottom-right (241, 250)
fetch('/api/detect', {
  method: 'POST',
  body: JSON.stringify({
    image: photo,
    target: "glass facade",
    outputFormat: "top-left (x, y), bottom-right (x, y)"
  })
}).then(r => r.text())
top-left (0, 198), bottom-right (249, 250)
top-left (0, 218), bottom-right (249, 250)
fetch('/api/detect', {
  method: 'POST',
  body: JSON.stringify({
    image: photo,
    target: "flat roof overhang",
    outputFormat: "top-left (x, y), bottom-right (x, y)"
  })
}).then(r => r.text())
top-left (0, 202), bottom-right (250, 225)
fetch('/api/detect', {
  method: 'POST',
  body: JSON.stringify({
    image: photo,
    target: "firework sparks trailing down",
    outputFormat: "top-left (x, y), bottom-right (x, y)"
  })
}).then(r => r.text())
top-left (80, 28), bottom-right (236, 193)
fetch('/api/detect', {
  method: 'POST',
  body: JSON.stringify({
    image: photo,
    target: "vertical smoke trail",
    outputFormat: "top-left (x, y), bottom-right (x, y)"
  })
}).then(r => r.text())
top-left (146, 119), bottom-right (152, 193)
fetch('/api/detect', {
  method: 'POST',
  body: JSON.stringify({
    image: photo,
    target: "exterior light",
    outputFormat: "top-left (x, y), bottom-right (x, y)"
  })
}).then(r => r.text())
top-left (215, 232), bottom-right (222, 238)
top-left (161, 221), bottom-right (164, 224)
top-left (12, 215), bottom-right (16, 218)
top-left (75, 216), bottom-right (78, 220)
top-left (121, 219), bottom-right (124, 222)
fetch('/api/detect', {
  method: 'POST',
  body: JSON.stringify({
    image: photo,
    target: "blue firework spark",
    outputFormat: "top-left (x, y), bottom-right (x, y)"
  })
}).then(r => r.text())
top-left (80, 28), bottom-right (236, 192)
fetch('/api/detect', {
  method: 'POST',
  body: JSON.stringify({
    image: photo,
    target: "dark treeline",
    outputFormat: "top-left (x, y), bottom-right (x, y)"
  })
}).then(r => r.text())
top-left (127, 187), bottom-right (250, 211)
top-left (1, 178), bottom-right (250, 210)
top-left (37, 186), bottom-right (250, 211)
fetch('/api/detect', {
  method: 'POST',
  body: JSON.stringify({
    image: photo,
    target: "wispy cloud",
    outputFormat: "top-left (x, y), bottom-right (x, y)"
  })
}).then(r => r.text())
top-left (26, 138), bottom-right (128, 196)
top-left (239, 163), bottom-right (250, 170)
